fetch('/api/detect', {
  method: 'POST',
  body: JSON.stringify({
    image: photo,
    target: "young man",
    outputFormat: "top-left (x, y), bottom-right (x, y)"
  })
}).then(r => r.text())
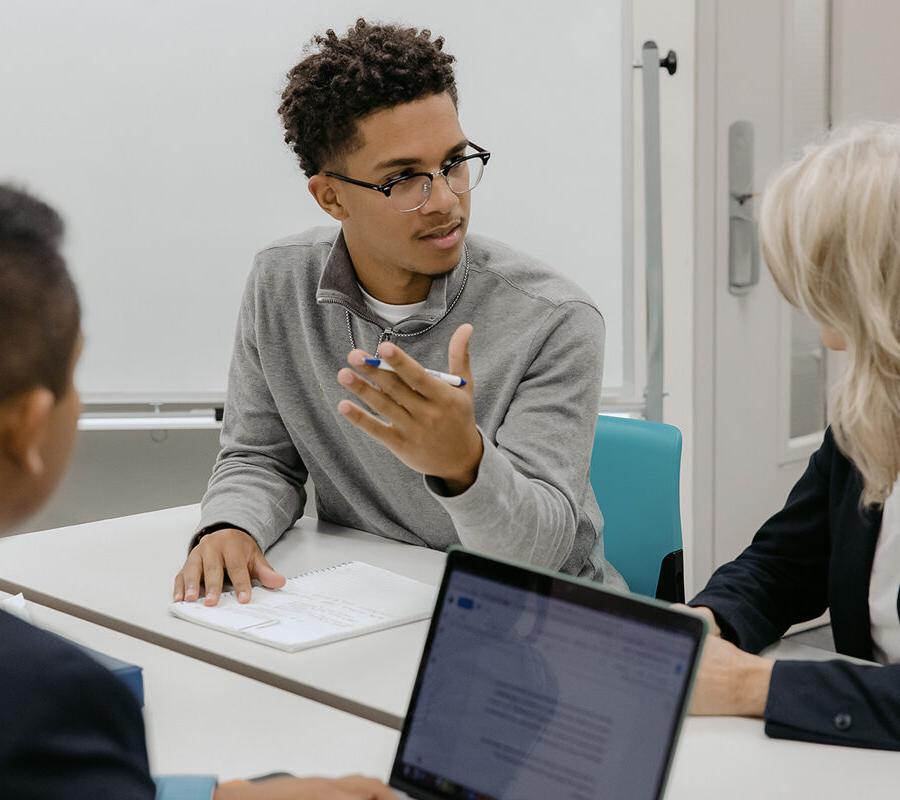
top-left (174, 19), bottom-right (623, 606)
top-left (0, 185), bottom-right (395, 800)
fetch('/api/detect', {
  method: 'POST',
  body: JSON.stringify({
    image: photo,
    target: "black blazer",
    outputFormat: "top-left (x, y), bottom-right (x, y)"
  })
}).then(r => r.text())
top-left (0, 609), bottom-right (156, 798)
top-left (691, 427), bottom-right (900, 750)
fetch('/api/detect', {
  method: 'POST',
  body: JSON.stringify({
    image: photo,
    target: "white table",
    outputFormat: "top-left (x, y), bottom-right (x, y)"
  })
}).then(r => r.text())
top-left (0, 592), bottom-right (400, 782)
top-left (667, 714), bottom-right (899, 799)
top-left (2, 507), bottom-right (899, 798)
top-left (666, 639), bottom-right (899, 798)
top-left (0, 505), bottom-right (444, 728)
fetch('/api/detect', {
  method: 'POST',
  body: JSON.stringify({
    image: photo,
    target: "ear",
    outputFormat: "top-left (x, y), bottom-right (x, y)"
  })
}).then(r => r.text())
top-left (308, 175), bottom-right (348, 221)
top-left (0, 388), bottom-right (55, 475)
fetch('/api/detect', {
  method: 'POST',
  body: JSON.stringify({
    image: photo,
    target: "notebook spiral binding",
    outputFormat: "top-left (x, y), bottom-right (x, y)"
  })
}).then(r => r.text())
top-left (286, 561), bottom-right (353, 583)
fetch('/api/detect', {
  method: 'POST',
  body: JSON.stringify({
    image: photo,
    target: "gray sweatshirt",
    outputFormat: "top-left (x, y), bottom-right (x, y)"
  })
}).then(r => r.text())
top-left (199, 226), bottom-right (624, 585)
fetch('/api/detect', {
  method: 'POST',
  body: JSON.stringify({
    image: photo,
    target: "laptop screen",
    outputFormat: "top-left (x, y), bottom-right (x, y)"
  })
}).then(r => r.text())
top-left (391, 550), bottom-right (704, 800)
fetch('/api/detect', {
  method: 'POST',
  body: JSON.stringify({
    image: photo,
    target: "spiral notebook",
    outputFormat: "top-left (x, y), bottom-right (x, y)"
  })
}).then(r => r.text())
top-left (168, 561), bottom-right (437, 653)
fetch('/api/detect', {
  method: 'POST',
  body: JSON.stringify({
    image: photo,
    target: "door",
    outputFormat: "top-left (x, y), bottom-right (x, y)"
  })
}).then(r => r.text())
top-left (692, 0), bottom-right (831, 586)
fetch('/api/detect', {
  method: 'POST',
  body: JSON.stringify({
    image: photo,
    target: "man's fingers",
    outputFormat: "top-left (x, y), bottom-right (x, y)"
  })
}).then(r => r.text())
top-left (338, 399), bottom-right (400, 447)
top-left (224, 555), bottom-right (253, 603)
top-left (251, 551), bottom-right (287, 590)
top-left (370, 343), bottom-right (441, 399)
top-left (349, 356), bottom-right (432, 413)
top-left (180, 550), bottom-right (203, 602)
top-left (337, 368), bottom-right (411, 423)
top-left (200, 550), bottom-right (225, 606)
top-left (447, 323), bottom-right (474, 388)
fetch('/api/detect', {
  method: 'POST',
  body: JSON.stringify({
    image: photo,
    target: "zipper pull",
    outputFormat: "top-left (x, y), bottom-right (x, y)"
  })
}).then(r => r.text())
top-left (376, 328), bottom-right (392, 357)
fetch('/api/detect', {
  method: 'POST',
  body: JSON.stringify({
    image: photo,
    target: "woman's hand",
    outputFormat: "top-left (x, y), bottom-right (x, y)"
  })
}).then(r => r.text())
top-left (690, 635), bottom-right (774, 717)
top-left (671, 603), bottom-right (721, 637)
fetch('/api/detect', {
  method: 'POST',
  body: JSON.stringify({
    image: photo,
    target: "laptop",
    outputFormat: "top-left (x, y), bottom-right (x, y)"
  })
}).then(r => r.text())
top-left (389, 548), bottom-right (707, 800)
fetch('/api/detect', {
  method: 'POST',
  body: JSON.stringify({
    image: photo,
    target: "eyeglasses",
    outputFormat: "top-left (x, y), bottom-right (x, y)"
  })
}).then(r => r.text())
top-left (324, 142), bottom-right (491, 213)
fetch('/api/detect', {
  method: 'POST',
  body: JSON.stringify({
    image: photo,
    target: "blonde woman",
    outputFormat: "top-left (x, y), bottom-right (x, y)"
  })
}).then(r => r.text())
top-left (686, 123), bottom-right (900, 750)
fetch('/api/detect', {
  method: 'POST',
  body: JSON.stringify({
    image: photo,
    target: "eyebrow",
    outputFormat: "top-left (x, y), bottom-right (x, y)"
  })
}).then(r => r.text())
top-left (373, 139), bottom-right (470, 173)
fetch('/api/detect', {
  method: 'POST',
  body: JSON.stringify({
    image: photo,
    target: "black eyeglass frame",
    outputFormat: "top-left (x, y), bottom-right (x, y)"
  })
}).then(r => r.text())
top-left (324, 142), bottom-right (491, 209)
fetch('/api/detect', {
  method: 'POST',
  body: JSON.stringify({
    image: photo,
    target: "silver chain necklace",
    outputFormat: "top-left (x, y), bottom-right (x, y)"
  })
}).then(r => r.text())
top-left (345, 244), bottom-right (470, 355)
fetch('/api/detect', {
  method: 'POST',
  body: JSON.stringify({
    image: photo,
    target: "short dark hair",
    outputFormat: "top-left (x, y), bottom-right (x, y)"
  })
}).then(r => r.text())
top-left (0, 185), bottom-right (81, 402)
top-left (279, 18), bottom-right (458, 177)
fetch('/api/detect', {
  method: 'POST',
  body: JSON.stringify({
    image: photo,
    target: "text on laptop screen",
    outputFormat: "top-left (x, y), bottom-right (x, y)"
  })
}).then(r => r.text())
top-left (398, 570), bottom-right (696, 800)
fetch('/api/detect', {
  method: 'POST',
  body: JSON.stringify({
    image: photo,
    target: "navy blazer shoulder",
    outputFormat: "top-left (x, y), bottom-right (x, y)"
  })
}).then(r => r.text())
top-left (0, 609), bottom-right (156, 798)
top-left (692, 427), bottom-right (900, 750)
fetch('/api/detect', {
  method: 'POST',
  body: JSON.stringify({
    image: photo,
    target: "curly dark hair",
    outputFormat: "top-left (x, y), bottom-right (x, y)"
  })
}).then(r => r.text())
top-left (279, 18), bottom-right (458, 177)
top-left (0, 185), bottom-right (80, 401)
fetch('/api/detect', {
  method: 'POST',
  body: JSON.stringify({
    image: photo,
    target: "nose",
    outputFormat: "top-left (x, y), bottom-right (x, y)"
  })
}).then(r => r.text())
top-left (420, 172), bottom-right (458, 215)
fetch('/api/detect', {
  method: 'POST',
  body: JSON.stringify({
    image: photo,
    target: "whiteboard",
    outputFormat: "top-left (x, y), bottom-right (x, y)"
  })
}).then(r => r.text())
top-left (0, 0), bottom-right (631, 400)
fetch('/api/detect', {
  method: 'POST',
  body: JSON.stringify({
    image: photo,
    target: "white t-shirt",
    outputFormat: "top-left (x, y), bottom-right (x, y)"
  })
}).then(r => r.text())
top-left (358, 283), bottom-right (427, 326)
top-left (868, 478), bottom-right (900, 664)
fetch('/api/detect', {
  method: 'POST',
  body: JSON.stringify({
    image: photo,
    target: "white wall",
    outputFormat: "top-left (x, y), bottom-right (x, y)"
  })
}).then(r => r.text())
top-left (22, 429), bottom-right (221, 534)
top-left (831, 0), bottom-right (900, 125)
top-left (22, 427), bottom-right (316, 534)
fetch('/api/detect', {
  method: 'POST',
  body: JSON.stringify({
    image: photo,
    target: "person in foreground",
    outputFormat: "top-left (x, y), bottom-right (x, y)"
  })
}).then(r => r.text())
top-left (686, 123), bottom-right (900, 750)
top-left (174, 18), bottom-right (623, 606)
top-left (0, 185), bottom-right (396, 799)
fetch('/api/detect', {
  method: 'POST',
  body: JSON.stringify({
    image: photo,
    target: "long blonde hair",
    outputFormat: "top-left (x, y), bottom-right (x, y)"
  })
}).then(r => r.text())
top-left (759, 123), bottom-right (900, 507)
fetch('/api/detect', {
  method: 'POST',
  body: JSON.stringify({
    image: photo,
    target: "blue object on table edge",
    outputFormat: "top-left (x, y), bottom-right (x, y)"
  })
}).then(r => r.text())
top-left (75, 642), bottom-right (145, 707)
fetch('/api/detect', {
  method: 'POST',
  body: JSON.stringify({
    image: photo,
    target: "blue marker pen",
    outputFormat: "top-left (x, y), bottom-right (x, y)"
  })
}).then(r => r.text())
top-left (364, 358), bottom-right (467, 388)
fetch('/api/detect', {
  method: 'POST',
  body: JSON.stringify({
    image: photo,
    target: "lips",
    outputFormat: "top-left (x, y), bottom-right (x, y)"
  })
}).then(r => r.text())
top-left (418, 221), bottom-right (463, 251)
top-left (419, 221), bottom-right (462, 239)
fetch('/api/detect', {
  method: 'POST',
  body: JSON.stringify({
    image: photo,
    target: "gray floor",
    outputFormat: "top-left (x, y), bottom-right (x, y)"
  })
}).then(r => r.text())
top-left (786, 624), bottom-right (835, 652)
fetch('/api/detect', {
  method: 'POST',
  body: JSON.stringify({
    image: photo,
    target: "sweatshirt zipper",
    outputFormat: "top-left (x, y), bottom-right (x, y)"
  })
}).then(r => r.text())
top-left (319, 244), bottom-right (471, 355)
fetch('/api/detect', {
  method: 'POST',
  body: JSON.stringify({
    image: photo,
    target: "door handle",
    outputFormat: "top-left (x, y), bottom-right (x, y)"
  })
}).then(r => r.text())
top-left (728, 120), bottom-right (759, 295)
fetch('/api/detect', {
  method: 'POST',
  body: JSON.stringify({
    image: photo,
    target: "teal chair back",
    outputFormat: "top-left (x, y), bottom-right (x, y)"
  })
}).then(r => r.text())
top-left (589, 415), bottom-right (684, 600)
